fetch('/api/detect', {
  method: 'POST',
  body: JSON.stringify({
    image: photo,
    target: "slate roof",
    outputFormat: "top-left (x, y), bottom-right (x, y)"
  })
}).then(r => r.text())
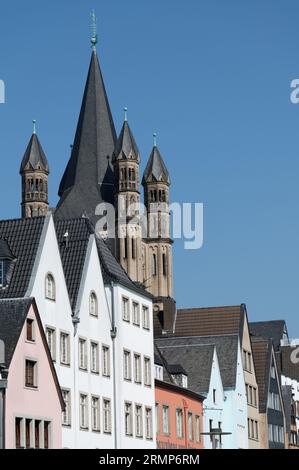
top-left (0, 298), bottom-right (32, 367)
top-left (0, 217), bottom-right (45, 299)
top-left (251, 337), bottom-right (272, 413)
top-left (19, 133), bottom-right (49, 173)
top-left (113, 120), bottom-right (140, 161)
top-left (0, 239), bottom-right (15, 260)
top-left (249, 320), bottom-right (287, 351)
top-left (55, 217), bottom-right (152, 311)
top-left (156, 335), bottom-right (238, 390)
top-left (171, 305), bottom-right (246, 340)
top-left (142, 145), bottom-right (170, 185)
top-left (56, 50), bottom-right (117, 224)
top-left (155, 338), bottom-right (215, 395)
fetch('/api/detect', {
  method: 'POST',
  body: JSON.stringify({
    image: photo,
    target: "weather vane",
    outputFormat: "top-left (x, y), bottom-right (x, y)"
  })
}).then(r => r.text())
top-left (91, 10), bottom-right (98, 50)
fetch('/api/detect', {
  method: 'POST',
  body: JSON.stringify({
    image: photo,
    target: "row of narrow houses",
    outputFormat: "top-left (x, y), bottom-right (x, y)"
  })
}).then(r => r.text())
top-left (0, 24), bottom-right (298, 449)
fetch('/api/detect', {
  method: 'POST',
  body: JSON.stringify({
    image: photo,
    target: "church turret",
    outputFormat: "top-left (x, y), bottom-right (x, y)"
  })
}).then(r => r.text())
top-left (113, 108), bottom-right (143, 282)
top-left (20, 121), bottom-right (49, 218)
top-left (142, 134), bottom-right (173, 299)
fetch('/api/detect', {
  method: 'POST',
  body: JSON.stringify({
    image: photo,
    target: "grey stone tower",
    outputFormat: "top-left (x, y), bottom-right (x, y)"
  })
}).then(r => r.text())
top-left (20, 125), bottom-right (49, 218)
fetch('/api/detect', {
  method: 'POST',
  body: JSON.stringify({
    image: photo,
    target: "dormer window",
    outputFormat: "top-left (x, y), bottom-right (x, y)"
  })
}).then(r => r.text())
top-left (45, 273), bottom-right (56, 301)
top-left (0, 239), bottom-right (17, 288)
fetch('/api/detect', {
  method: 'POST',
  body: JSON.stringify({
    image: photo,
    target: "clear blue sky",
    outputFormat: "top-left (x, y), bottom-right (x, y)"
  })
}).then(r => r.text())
top-left (1, 0), bottom-right (299, 336)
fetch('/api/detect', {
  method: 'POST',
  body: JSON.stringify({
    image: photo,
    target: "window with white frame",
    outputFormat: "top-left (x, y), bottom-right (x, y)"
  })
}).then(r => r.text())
top-left (145, 407), bottom-right (153, 440)
top-left (103, 399), bottom-right (111, 434)
top-left (62, 389), bottom-right (71, 427)
top-left (89, 291), bottom-right (98, 317)
top-left (144, 356), bottom-right (151, 386)
top-left (188, 412), bottom-right (193, 441)
top-left (132, 302), bottom-right (140, 326)
top-left (135, 405), bottom-right (143, 438)
top-left (78, 338), bottom-right (87, 370)
top-left (122, 297), bottom-right (130, 322)
top-left (90, 341), bottom-right (99, 374)
top-left (134, 353), bottom-right (142, 383)
top-left (91, 396), bottom-right (100, 432)
top-left (176, 409), bottom-right (183, 438)
top-left (102, 345), bottom-right (110, 377)
top-left (25, 359), bottom-right (37, 388)
top-left (142, 306), bottom-right (150, 330)
top-left (155, 364), bottom-right (163, 380)
top-left (123, 350), bottom-right (131, 381)
top-left (46, 327), bottom-right (56, 361)
top-left (125, 402), bottom-right (133, 436)
top-left (79, 394), bottom-right (88, 430)
top-left (60, 332), bottom-right (70, 365)
top-left (162, 405), bottom-right (170, 434)
top-left (195, 415), bottom-right (201, 442)
top-left (45, 273), bottom-right (55, 301)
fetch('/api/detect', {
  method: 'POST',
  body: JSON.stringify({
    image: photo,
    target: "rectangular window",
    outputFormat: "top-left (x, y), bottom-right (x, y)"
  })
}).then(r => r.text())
top-left (44, 421), bottom-right (50, 449)
top-left (145, 407), bottom-right (153, 440)
top-left (144, 357), bottom-right (151, 386)
top-left (162, 405), bottom-right (170, 434)
top-left (132, 302), bottom-right (140, 326)
top-left (123, 350), bottom-right (131, 381)
top-left (91, 396), bottom-right (100, 432)
top-left (270, 363), bottom-right (276, 379)
top-left (25, 359), bottom-right (37, 388)
top-left (35, 420), bottom-right (40, 449)
top-left (103, 399), bottom-right (112, 434)
top-left (247, 352), bottom-right (252, 372)
top-left (78, 338), bottom-right (88, 370)
top-left (188, 412), bottom-right (193, 441)
top-left (135, 405), bottom-right (143, 438)
top-left (79, 394), bottom-right (88, 430)
top-left (125, 402), bottom-right (133, 436)
top-left (155, 403), bottom-right (159, 434)
top-left (46, 327), bottom-right (56, 361)
top-left (25, 419), bottom-right (31, 448)
top-left (176, 409), bottom-right (183, 439)
top-left (155, 365), bottom-right (163, 381)
top-left (15, 418), bottom-right (22, 449)
top-left (102, 345), bottom-right (110, 377)
top-left (213, 388), bottom-right (216, 404)
top-left (142, 306), bottom-right (150, 330)
top-left (62, 389), bottom-right (71, 427)
top-left (195, 415), bottom-right (201, 443)
top-left (122, 297), bottom-right (130, 322)
top-left (90, 341), bottom-right (99, 374)
top-left (60, 332), bottom-right (70, 365)
top-left (26, 319), bottom-right (34, 342)
top-left (134, 353), bottom-right (142, 383)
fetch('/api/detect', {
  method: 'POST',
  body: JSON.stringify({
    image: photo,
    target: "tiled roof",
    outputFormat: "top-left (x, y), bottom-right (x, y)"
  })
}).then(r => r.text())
top-left (249, 320), bottom-right (287, 351)
top-left (0, 298), bottom-right (33, 367)
top-left (156, 335), bottom-right (239, 389)
top-left (155, 338), bottom-right (215, 395)
top-left (171, 305), bottom-right (245, 339)
top-left (251, 337), bottom-right (272, 413)
top-left (0, 217), bottom-right (45, 299)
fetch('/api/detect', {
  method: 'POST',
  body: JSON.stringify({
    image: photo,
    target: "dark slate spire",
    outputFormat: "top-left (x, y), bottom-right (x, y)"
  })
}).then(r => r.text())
top-left (142, 140), bottom-right (170, 185)
top-left (56, 50), bottom-right (117, 223)
top-left (113, 116), bottom-right (140, 162)
top-left (19, 132), bottom-right (49, 174)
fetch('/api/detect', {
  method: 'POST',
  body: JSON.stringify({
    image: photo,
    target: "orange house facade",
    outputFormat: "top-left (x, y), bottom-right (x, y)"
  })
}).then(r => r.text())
top-left (155, 379), bottom-right (205, 449)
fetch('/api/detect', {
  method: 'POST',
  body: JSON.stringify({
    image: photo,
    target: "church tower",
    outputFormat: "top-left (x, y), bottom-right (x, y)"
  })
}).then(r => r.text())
top-left (142, 134), bottom-right (173, 300)
top-left (20, 121), bottom-right (49, 218)
top-left (113, 109), bottom-right (143, 282)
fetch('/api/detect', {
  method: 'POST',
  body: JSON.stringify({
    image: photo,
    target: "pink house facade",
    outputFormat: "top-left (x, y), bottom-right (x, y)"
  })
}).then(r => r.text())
top-left (0, 298), bottom-right (64, 449)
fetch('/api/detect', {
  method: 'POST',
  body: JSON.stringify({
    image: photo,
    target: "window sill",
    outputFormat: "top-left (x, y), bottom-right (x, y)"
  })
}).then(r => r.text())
top-left (103, 431), bottom-right (112, 435)
top-left (79, 427), bottom-right (89, 432)
top-left (79, 367), bottom-right (88, 373)
top-left (92, 429), bottom-right (101, 434)
top-left (60, 362), bottom-right (71, 368)
top-left (62, 424), bottom-right (72, 428)
top-left (45, 297), bottom-right (56, 302)
top-left (24, 385), bottom-right (38, 391)
top-left (133, 322), bottom-right (140, 328)
top-left (25, 340), bottom-right (36, 344)
top-left (91, 370), bottom-right (100, 375)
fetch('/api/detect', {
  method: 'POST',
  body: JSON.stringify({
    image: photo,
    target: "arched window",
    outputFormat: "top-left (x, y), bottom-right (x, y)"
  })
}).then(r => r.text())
top-left (89, 291), bottom-right (98, 317)
top-left (45, 273), bottom-right (56, 300)
top-left (152, 254), bottom-right (157, 276)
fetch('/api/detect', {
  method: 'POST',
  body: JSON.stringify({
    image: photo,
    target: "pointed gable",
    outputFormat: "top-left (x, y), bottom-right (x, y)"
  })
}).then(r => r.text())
top-left (113, 121), bottom-right (140, 162)
top-left (142, 146), bottom-right (170, 185)
top-left (56, 50), bottom-right (117, 222)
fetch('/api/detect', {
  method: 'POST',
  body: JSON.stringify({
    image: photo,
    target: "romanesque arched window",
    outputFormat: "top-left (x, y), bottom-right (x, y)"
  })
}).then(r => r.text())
top-left (45, 273), bottom-right (56, 301)
top-left (89, 291), bottom-right (98, 317)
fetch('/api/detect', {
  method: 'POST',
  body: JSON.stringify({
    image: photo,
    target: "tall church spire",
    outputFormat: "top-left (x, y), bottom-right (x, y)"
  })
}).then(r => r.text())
top-left (56, 41), bottom-right (117, 224)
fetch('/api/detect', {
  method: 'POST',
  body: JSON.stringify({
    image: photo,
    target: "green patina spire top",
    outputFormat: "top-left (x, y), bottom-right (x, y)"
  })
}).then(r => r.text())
top-left (32, 119), bottom-right (37, 134)
top-left (124, 106), bottom-right (128, 122)
top-left (90, 10), bottom-right (98, 50)
top-left (153, 132), bottom-right (157, 147)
